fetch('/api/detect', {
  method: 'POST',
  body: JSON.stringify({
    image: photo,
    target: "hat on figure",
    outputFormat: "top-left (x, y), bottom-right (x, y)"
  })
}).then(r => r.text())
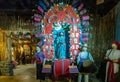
top-left (112, 40), bottom-right (119, 46)
top-left (112, 40), bottom-right (119, 49)
top-left (83, 43), bottom-right (88, 47)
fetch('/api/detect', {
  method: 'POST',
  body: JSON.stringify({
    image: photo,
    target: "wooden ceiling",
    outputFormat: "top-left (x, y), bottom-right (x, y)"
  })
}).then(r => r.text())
top-left (0, 0), bottom-right (119, 16)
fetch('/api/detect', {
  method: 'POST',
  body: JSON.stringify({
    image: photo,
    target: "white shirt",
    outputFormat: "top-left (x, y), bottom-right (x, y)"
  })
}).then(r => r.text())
top-left (106, 49), bottom-right (120, 73)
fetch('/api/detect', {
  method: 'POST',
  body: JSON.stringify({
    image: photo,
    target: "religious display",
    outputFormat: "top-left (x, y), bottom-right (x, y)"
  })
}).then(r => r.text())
top-left (33, 1), bottom-right (92, 81)
top-left (33, 2), bottom-right (92, 60)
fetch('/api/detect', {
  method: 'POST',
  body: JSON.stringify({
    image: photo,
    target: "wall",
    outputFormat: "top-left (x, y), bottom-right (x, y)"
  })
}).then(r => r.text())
top-left (0, 30), bottom-right (11, 76)
top-left (0, 29), bottom-right (10, 61)
top-left (0, 9), bottom-right (116, 63)
top-left (89, 7), bottom-right (116, 63)
top-left (115, 1), bottom-right (120, 42)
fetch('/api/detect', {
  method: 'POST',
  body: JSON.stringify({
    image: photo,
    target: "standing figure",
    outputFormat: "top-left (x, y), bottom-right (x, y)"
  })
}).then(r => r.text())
top-left (104, 40), bottom-right (120, 82)
top-left (77, 44), bottom-right (94, 82)
top-left (56, 32), bottom-right (66, 59)
top-left (34, 45), bottom-right (46, 82)
top-left (21, 52), bottom-right (26, 65)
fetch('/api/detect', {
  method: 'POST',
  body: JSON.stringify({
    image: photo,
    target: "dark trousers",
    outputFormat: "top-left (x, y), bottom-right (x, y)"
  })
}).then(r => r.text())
top-left (36, 63), bottom-right (45, 80)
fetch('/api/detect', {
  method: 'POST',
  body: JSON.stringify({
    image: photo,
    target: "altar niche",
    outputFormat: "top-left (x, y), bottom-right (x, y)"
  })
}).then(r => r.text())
top-left (53, 23), bottom-right (71, 60)
top-left (43, 4), bottom-right (81, 60)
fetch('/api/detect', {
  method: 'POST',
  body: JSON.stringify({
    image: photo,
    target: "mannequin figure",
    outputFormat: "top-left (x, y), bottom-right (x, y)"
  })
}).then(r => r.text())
top-left (56, 32), bottom-right (66, 59)
top-left (34, 45), bottom-right (46, 82)
top-left (77, 44), bottom-right (94, 82)
top-left (105, 40), bottom-right (120, 82)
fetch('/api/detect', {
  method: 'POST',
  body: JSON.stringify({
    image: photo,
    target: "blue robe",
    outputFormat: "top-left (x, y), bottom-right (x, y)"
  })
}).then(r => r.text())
top-left (56, 34), bottom-right (66, 59)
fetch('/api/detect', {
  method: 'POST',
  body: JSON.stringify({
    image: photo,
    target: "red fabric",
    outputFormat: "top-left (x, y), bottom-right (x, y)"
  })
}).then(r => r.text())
top-left (63, 59), bottom-right (71, 75)
top-left (54, 60), bottom-right (63, 77)
top-left (12, 61), bottom-right (18, 65)
top-left (36, 61), bottom-right (42, 64)
top-left (107, 60), bottom-right (114, 82)
top-left (53, 59), bottom-right (70, 77)
top-left (108, 73), bottom-right (118, 82)
top-left (112, 40), bottom-right (119, 49)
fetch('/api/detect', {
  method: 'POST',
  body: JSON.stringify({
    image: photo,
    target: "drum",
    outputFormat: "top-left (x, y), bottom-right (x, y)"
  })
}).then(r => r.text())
top-left (53, 59), bottom-right (70, 77)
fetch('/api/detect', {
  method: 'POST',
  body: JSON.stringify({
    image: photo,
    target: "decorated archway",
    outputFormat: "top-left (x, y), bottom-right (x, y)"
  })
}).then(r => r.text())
top-left (32, 1), bottom-right (92, 80)
top-left (33, 2), bottom-right (91, 60)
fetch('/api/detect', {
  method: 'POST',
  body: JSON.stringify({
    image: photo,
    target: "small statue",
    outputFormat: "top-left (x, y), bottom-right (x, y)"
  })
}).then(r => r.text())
top-left (34, 45), bottom-right (46, 81)
top-left (77, 44), bottom-right (94, 82)
top-left (56, 32), bottom-right (66, 59)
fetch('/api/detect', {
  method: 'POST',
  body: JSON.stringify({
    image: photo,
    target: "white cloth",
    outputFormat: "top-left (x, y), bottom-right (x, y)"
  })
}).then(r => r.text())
top-left (78, 74), bottom-right (89, 82)
top-left (84, 75), bottom-right (89, 82)
top-left (78, 74), bottom-right (82, 82)
top-left (105, 49), bottom-right (120, 82)
top-left (106, 49), bottom-right (120, 73)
